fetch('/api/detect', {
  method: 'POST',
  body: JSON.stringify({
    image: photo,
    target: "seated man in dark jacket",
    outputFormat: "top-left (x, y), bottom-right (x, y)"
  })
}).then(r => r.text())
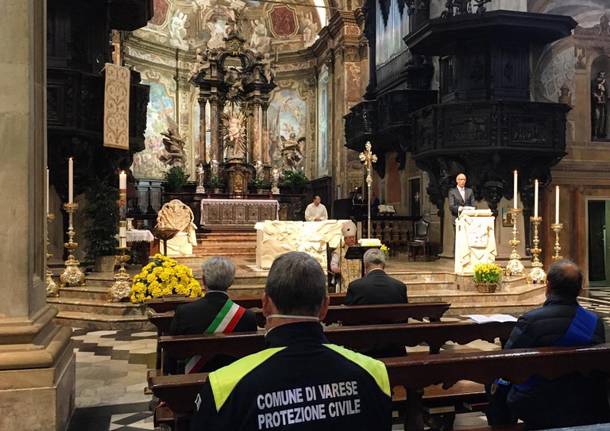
top-left (168, 256), bottom-right (257, 373)
top-left (189, 252), bottom-right (392, 431)
top-left (344, 248), bottom-right (407, 306)
top-left (488, 259), bottom-right (609, 429)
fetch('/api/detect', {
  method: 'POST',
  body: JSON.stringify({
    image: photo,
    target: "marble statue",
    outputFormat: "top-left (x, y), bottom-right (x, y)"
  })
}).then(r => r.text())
top-left (222, 109), bottom-right (247, 161)
top-left (249, 19), bottom-right (270, 53)
top-left (261, 53), bottom-right (275, 83)
top-left (281, 133), bottom-right (304, 170)
top-left (196, 163), bottom-right (205, 193)
top-left (271, 168), bottom-right (280, 194)
top-left (255, 160), bottom-right (264, 179)
top-left (207, 20), bottom-right (226, 49)
top-left (592, 71), bottom-right (608, 139)
top-left (301, 13), bottom-right (317, 47)
top-left (169, 11), bottom-right (189, 50)
top-left (159, 117), bottom-right (187, 167)
top-left (156, 199), bottom-right (198, 256)
top-left (191, 48), bottom-right (211, 78)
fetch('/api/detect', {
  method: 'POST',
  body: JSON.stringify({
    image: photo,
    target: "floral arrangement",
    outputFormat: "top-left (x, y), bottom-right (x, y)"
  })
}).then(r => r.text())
top-left (130, 254), bottom-right (203, 303)
top-left (380, 244), bottom-right (390, 258)
top-left (473, 262), bottom-right (502, 284)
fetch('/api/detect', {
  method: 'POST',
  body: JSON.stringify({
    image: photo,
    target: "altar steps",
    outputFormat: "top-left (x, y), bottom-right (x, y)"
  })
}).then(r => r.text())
top-left (192, 231), bottom-right (257, 258)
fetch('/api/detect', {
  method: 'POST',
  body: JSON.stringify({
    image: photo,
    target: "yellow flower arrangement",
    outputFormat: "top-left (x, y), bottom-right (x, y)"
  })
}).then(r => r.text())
top-left (380, 244), bottom-right (390, 258)
top-left (130, 254), bottom-right (202, 303)
top-left (473, 262), bottom-right (502, 284)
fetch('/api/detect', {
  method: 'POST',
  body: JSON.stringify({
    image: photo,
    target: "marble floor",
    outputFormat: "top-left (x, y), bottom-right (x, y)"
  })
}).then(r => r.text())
top-left (66, 288), bottom-right (610, 431)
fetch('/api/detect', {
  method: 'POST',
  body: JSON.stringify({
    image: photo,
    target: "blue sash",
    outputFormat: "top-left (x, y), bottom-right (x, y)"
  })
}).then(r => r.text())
top-left (509, 306), bottom-right (598, 392)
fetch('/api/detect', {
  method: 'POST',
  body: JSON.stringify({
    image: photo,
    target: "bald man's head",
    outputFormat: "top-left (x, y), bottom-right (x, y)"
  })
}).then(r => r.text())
top-left (547, 259), bottom-right (583, 297)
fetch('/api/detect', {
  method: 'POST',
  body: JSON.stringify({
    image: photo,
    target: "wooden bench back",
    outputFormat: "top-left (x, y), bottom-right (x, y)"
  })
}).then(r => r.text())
top-left (148, 302), bottom-right (450, 335)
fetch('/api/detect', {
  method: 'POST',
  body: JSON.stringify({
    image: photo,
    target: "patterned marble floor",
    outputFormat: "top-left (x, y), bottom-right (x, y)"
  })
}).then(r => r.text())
top-left (66, 289), bottom-right (610, 431)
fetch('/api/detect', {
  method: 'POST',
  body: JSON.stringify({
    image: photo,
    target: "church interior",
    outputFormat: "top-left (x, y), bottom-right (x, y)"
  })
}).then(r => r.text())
top-left (3, 0), bottom-right (610, 429)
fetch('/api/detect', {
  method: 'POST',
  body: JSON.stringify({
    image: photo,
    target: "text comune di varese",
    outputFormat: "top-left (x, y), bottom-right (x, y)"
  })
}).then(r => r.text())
top-left (256, 380), bottom-right (361, 430)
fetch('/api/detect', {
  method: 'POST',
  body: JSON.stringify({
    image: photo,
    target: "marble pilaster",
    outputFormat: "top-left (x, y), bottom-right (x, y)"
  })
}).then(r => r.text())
top-left (0, 1), bottom-right (75, 429)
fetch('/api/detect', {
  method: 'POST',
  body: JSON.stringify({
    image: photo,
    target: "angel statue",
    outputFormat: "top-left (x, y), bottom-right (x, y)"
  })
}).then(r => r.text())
top-left (190, 48), bottom-right (211, 78)
top-left (280, 133), bottom-right (304, 170)
top-left (169, 11), bottom-right (189, 50)
top-left (159, 117), bottom-right (187, 168)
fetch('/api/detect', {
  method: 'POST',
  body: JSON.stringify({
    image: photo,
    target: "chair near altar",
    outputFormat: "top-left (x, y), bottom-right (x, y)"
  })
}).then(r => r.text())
top-left (156, 199), bottom-right (198, 257)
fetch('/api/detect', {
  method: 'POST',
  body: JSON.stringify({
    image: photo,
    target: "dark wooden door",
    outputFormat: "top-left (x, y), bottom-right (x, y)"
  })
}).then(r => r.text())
top-left (588, 200), bottom-right (606, 281)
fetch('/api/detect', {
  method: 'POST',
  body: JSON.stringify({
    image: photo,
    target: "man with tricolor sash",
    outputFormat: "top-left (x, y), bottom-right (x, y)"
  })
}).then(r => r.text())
top-left (487, 259), bottom-right (609, 429)
top-left (169, 257), bottom-right (257, 373)
top-left (189, 252), bottom-right (392, 430)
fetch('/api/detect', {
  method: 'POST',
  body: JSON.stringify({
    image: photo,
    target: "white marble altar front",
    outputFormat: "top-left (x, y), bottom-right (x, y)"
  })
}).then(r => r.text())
top-left (455, 210), bottom-right (497, 274)
top-left (255, 220), bottom-right (348, 269)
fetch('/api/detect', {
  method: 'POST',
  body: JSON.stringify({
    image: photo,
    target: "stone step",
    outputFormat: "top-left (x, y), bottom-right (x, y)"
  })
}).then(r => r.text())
top-left (54, 311), bottom-right (153, 331)
top-left (57, 286), bottom-right (110, 301)
top-left (48, 297), bottom-right (144, 317)
top-left (197, 234), bottom-right (257, 242)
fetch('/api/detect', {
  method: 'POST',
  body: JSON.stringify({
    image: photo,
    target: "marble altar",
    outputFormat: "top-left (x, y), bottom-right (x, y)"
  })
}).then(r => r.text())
top-left (255, 220), bottom-right (348, 269)
top-left (201, 198), bottom-right (279, 226)
top-left (455, 209), bottom-right (497, 274)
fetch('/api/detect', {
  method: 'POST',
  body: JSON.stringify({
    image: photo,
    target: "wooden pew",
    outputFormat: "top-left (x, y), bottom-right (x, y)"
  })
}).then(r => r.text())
top-left (159, 321), bottom-right (515, 371)
top-left (145, 293), bottom-right (347, 313)
top-left (150, 344), bottom-right (610, 431)
top-left (148, 302), bottom-right (451, 336)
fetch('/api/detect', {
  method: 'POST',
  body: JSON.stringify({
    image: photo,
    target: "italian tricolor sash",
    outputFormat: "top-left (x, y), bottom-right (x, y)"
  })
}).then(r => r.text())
top-left (185, 299), bottom-right (246, 374)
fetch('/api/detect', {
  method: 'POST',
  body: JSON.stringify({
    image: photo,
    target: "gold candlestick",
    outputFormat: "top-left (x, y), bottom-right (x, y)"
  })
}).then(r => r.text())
top-left (60, 202), bottom-right (86, 287)
top-left (551, 222), bottom-right (563, 261)
top-left (359, 142), bottom-right (378, 238)
top-left (109, 247), bottom-right (131, 302)
top-left (505, 207), bottom-right (525, 276)
top-left (528, 216), bottom-right (546, 284)
top-left (46, 213), bottom-right (59, 296)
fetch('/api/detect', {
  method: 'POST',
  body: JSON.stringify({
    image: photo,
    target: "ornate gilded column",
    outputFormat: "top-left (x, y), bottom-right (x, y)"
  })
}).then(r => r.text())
top-left (208, 92), bottom-right (222, 162)
top-left (261, 100), bottom-right (270, 165)
top-left (198, 94), bottom-right (208, 164)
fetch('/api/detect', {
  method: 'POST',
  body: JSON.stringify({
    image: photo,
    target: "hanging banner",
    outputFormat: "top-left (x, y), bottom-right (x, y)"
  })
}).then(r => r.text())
top-left (103, 63), bottom-right (130, 150)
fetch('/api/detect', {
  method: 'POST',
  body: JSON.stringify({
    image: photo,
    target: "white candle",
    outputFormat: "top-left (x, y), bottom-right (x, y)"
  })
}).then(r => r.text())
top-left (513, 170), bottom-right (518, 209)
top-left (119, 171), bottom-right (127, 191)
top-left (119, 225), bottom-right (126, 238)
top-left (120, 237), bottom-right (127, 248)
top-left (68, 157), bottom-right (73, 204)
top-left (555, 185), bottom-right (560, 224)
top-left (46, 168), bottom-right (50, 214)
top-left (534, 179), bottom-right (539, 218)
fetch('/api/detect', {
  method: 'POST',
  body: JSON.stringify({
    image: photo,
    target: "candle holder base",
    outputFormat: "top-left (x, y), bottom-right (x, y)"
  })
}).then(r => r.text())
top-left (109, 248), bottom-right (131, 302)
top-left (61, 202), bottom-right (86, 287)
top-left (46, 212), bottom-right (59, 297)
top-left (527, 216), bottom-right (546, 284)
top-left (505, 208), bottom-right (525, 276)
top-left (528, 264), bottom-right (547, 284)
top-left (551, 223), bottom-right (564, 261)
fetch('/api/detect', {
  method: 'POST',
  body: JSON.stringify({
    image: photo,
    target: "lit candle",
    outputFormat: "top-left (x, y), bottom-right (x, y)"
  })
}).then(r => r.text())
top-left (534, 179), bottom-right (539, 218)
top-left (46, 168), bottom-right (50, 215)
top-left (68, 157), bottom-right (73, 204)
top-left (120, 236), bottom-right (127, 248)
top-left (513, 170), bottom-right (518, 209)
top-left (119, 171), bottom-right (127, 191)
top-left (555, 185), bottom-right (560, 224)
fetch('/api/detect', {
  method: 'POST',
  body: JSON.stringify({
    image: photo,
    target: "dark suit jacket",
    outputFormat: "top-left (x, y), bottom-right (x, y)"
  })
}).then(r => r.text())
top-left (448, 186), bottom-right (475, 224)
top-left (344, 270), bottom-right (408, 305)
top-left (168, 291), bottom-right (257, 372)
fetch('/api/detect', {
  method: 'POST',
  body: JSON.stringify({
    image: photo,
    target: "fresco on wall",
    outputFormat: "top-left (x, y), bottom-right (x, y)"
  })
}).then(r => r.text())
top-left (132, 82), bottom-right (175, 179)
top-left (150, 0), bottom-right (169, 26)
top-left (267, 88), bottom-right (307, 171)
top-left (269, 5), bottom-right (299, 38)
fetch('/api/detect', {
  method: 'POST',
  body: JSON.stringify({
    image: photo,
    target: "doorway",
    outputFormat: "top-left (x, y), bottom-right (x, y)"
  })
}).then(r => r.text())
top-left (587, 200), bottom-right (610, 284)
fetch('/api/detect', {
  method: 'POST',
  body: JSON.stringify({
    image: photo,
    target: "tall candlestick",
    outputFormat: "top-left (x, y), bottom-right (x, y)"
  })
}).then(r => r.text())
top-left (119, 171), bottom-right (127, 190)
top-left (46, 168), bottom-right (50, 214)
top-left (534, 179), bottom-right (539, 218)
top-left (513, 170), bottom-right (518, 209)
top-left (555, 185), bottom-right (560, 224)
top-left (68, 157), bottom-right (74, 204)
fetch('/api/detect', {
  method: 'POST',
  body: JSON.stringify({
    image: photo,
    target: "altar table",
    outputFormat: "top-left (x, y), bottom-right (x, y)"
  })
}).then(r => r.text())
top-left (255, 220), bottom-right (349, 270)
top-left (200, 198), bottom-right (279, 226)
top-left (455, 210), bottom-right (497, 274)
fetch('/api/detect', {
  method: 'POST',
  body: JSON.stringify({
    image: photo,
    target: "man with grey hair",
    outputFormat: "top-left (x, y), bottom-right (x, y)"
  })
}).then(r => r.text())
top-left (344, 248), bottom-right (407, 306)
top-left (190, 252), bottom-right (392, 430)
top-left (169, 257), bottom-right (257, 373)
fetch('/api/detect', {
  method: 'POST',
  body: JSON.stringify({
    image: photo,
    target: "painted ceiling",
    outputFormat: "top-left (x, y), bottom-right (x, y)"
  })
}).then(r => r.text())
top-left (133, 0), bottom-right (330, 54)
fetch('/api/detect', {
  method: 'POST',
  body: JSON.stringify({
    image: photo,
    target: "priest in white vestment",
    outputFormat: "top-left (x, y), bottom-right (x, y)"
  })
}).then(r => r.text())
top-left (304, 195), bottom-right (328, 221)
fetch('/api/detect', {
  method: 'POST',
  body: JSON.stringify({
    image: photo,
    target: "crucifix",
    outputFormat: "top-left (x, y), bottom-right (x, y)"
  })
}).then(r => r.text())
top-left (359, 141), bottom-right (377, 239)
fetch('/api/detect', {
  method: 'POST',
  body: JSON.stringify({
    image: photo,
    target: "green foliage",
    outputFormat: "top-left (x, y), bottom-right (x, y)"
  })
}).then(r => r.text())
top-left (84, 180), bottom-right (119, 260)
top-left (164, 166), bottom-right (189, 192)
top-left (208, 175), bottom-right (225, 189)
top-left (280, 170), bottom-right (308, 189)
top-left (250, 177), bottom-right (271, 190)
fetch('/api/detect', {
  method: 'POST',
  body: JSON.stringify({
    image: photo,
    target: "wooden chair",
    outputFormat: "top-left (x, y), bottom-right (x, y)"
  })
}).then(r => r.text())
top-left (408, 219), bottom-right (430, 261)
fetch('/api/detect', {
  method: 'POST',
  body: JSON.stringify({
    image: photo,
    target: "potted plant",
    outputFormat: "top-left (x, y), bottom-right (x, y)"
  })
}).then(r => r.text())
top-left (250, 177), bottom-right (272, 194)
top-left (84, 180), bottom-right (119, 272)
top-left (473, 262), bottom-right (502, 293)
top-left (164, 166), bottom-right (189, 193)
top-left (280, 170), bottom-right (308, 194)
top-left (208, 175), bottom-right (224, 194)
